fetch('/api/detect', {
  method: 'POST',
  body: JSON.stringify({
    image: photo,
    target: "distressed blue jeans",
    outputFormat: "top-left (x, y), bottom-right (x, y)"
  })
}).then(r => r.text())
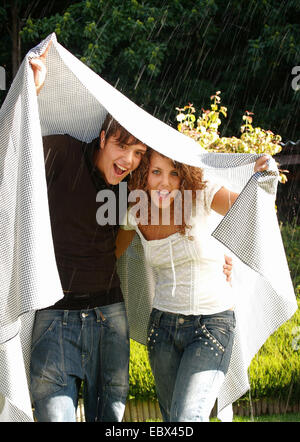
top-left (147, 308), bottom-right (235, 422)
top-left (30, 302), bottom-right (129, 422)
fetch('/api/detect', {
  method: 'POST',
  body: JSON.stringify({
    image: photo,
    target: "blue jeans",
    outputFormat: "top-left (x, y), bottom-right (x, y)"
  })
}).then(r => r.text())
top-left (30, 302), bottom-right (129, 422)
top-left (147, 308), bottom-right (235, 422)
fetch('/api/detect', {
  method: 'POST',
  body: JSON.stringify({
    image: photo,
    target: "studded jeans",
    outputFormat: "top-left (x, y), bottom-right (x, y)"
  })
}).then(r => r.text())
top-left (147, 308), bottom-right (235, 422)
top-left (30, 302), bottom-right (129, 422)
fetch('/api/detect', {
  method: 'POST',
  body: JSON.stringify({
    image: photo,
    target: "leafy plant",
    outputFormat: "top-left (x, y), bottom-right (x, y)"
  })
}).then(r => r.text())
top-left (129, 340), bottom-right (156, 401)
top-left (280, 221), bottom-right (300, 295)
top-left (247, 298), bottom-right (300, 404)
top-left (176, 92), bottom-right (288, 183)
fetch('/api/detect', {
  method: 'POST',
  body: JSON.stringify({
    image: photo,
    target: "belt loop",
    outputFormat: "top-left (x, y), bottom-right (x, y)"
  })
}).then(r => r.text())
top-left (94, 307), bottom-right (101, 323)
top-left (63, 310), bottom-right (68, 326)
top-left (194, 314), bottom-right (201, 328)
top-left (153, 309), bottom-right (163, 327)
top-left (94, 307), bottom-right (105, 323)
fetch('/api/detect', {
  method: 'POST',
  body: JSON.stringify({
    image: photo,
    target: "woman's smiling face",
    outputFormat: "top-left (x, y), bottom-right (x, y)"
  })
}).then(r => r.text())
top-left (147, 151), bottom-right (181, 209)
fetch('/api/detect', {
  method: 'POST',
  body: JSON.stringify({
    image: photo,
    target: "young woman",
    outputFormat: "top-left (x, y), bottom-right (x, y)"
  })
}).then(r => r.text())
top-left (116, 149), bottom-right (269, 422)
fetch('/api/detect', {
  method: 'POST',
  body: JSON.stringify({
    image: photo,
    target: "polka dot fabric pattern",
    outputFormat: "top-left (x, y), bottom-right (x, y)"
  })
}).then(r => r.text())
top-left (0, 33), bottom-right (297, 420)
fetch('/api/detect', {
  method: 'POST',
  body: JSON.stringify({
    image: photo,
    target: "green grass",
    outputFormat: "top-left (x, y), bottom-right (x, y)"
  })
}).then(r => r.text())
top-left (146, 413), bottom-right (300, 422)
top-left (212, 413), bottom-right (300, 422)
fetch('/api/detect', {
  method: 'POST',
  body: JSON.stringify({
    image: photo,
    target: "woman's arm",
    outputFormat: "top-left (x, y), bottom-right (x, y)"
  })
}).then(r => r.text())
top-left (211, 155), bottom-right (270, 216)
top-left (115, 228), bottom-right (136, 259)
top-left (211, 187), bottom-right (239, 216)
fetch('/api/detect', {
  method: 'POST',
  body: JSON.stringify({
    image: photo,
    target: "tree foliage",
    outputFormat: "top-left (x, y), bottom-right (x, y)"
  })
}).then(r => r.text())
top-left (0, 0), bottom-right (75, 103)
top-left (1, 0), bottom-right (299, 141)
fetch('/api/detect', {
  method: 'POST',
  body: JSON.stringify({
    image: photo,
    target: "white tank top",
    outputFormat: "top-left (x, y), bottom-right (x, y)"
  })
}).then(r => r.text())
top-left (121, 181), bottom-right (235, 315)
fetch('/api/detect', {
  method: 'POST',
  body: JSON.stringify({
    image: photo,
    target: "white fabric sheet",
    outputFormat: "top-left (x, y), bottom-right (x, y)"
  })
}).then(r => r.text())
top-left (0, 33), bottom-right (297, 421)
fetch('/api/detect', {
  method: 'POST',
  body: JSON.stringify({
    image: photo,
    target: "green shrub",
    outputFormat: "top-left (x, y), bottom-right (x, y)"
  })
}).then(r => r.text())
top-left (247, 299), bottom-right (300, 404)
top-left (128, 340), bottom-right (156, 401)
top-left (176, 93), bottom-right (287, 183)
top-left (280, 221), bottom-right (300, 296)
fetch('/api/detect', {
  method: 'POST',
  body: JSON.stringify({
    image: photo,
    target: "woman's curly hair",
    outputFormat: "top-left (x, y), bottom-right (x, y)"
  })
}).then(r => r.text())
top-left (128, 148), bottom-right (207, 236)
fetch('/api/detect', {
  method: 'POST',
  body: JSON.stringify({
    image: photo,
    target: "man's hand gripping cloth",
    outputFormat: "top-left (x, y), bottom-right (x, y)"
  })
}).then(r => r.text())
top-left (0, 33), bottom-right (297, 421)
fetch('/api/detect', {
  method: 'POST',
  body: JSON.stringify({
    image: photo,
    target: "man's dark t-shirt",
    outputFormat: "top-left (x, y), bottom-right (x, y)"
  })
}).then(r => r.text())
top-left (43, 134), bottom-right (123, 309)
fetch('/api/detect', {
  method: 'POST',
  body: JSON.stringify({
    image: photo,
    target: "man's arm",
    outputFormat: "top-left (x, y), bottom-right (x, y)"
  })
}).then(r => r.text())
top-left (42, 135), bottom-right (69, 185)
top-left (29, 40), bottom-right (52, 95)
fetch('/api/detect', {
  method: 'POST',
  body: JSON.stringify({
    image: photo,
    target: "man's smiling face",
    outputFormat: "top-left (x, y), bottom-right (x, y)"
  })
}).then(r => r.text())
top-left (95, 130), bottom-right (147, 185)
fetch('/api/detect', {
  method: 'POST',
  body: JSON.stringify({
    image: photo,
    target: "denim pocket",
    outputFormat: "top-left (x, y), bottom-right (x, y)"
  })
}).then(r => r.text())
top-left (30, 314), bottom-right (66, 402)
top-left (199, 317), bottom-right (235, 353)
top-left (31, 315), bottom-right (60, 351)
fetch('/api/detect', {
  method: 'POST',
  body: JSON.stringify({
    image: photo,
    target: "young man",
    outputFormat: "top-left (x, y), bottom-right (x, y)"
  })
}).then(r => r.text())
top-left (29, 44), bottom-right (147, 422)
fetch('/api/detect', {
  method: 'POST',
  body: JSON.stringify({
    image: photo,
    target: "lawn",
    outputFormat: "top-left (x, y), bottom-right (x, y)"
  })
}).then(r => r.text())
top-left (211, 413), bottom-right (300, 422)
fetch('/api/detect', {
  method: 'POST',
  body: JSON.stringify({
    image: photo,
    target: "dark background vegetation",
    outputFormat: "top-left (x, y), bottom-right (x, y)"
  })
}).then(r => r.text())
top-left (1, 0), bottom-right (299, 221)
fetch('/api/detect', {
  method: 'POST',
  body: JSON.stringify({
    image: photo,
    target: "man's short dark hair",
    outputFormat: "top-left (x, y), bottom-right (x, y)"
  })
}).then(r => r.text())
top-left (101, 113), bottom-right (144, 146)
